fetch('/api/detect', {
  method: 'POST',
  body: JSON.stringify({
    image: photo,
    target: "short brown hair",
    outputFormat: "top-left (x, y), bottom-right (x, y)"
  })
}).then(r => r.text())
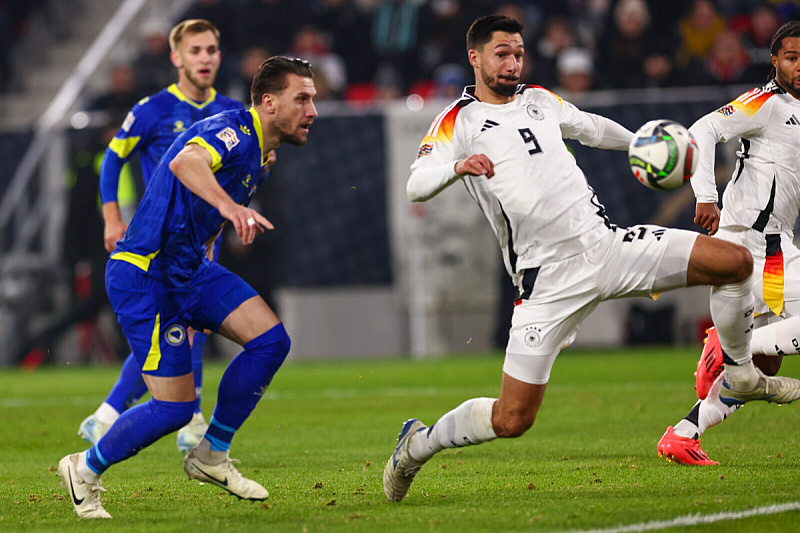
top-left (250, 56), bottom-right (314, 106)
top-left (169, 19), bottom-right (220, 52)
top-left (466, 15), bottom-right (523, 51)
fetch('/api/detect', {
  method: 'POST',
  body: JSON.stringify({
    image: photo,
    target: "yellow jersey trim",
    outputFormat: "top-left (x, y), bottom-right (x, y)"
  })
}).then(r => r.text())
top-left (167, 83), bottom-right (218, 109)
top-left (110, 250), bottom-right (159, 272)
top-left (248, 107), bottom-right (267, 166)
top-left (108, 136), bottom-right (141, 159)
top-left (143, 313), bottom-right (162, 371)
top-left (187, 137), bottom-right (223, 172)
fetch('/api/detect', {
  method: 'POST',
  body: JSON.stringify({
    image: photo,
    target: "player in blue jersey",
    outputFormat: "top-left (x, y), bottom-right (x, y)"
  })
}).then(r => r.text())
top-left (78, 19), bottom-right (244, 453)
top-left (58, 56), bottom-right (317, 518)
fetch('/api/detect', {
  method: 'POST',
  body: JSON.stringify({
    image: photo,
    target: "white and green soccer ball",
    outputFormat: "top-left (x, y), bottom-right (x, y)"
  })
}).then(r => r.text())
top-left (628, 119), bottom-right (698, 190)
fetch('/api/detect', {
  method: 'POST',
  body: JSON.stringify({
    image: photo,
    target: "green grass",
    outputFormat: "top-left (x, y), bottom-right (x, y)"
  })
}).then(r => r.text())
top-left (1, 348), bottom-right (799, 532)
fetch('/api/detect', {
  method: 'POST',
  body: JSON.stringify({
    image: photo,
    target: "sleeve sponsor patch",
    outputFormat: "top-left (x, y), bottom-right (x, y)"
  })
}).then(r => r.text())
top-left (716, 104), bottom-right (735, 118)
top-left (215, 127), bottom-right (240, 151)
top-left (417, 143), bottom-right (433, 158)
top-left (121, 111), bottom-right (135, 132)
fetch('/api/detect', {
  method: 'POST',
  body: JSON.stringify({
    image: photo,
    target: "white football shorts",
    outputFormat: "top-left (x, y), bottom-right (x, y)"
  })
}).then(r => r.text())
top-left (715, 226), bottom-right (800, 318)
top-left (504, 225), bottom-right (698, 385)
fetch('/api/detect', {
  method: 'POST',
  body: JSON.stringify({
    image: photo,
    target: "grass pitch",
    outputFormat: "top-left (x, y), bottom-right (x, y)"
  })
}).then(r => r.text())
top-left (1, 347), bottom-right (799, 532)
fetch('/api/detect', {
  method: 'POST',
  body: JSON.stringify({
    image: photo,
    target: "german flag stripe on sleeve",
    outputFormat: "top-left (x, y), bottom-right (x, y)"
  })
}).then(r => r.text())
top-left (730, 88), bottom-right (773, 117)
top-left (421, 102), bottom-right (462, 145)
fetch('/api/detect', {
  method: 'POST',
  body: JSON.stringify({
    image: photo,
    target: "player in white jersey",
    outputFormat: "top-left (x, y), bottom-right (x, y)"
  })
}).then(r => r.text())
top-left (657, 20), bottom-right (800, 466)
top-left (382, 14), bottom-right (800, 502)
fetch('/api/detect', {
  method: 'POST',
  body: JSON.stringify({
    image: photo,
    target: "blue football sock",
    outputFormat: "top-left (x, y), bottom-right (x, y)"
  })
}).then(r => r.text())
top-left (191, 331), bottom-right (207, 414)
top-left (86, 398), bottom-right (195, 475)
top-left (105, 353), bottom-right (148, 413)
top-left (206, 323), bottom-right (290, 452)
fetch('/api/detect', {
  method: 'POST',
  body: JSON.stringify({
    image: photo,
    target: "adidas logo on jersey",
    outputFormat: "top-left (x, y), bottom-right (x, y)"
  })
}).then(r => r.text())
top-left (787, 114), bottom-right (800, 126)
top-left (480, 119), bottom-right (499, 132)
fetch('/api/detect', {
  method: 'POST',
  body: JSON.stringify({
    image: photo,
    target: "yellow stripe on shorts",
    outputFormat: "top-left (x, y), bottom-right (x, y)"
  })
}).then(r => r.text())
top-left (143, 313), bottom-right (162, 371)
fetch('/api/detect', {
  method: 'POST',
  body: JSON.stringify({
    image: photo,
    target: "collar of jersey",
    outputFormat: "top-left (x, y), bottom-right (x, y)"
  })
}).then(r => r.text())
top-left (167, 84), bottom-right (218, 109)
top-left (248, 107), bottom-right (267, 166)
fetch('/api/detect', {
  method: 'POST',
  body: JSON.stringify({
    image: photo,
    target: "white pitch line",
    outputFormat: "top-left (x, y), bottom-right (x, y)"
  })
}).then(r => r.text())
top-left (566, 502), bottom-right (800, 533)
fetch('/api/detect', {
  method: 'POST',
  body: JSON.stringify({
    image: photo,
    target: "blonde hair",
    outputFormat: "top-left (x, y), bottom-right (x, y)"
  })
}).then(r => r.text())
top-left (168, 19), bottom-right (220, 52)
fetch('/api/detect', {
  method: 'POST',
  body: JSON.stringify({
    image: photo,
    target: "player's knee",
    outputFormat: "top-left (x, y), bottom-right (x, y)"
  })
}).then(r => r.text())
top-left (151, 398), bottom-right (196, 432)
top-left (494, 411), bottom-right (535, 438)
top-left (729, 246), bottom-right (753, 282)
top-left (245, 323), bottom-right (291, 366)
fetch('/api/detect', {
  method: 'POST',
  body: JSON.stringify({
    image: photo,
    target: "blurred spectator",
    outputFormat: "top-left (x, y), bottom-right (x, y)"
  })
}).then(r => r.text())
top-left (642, 50), bottom-right (679, 88)
top-left (416, 0), bottom-right (474, 82)
top-left (371, 0), bottom-right (421, 92)
top-left (530, 16), bottom-right (577, 89)
top-left (373, 63), bottom-right (404, 101)
top-left (241, 0), bottom-right (305, 55)
top-left (227, 46), bottom-right (271, 105)
top-left (555, 47), bottom-right (595, 96)
top-left (675, 0), bottom-right (728, 71)
top-left (131, 18), bottom-right (174, 96)
top-left (597, 0), bottom-right (650, 89)
top-left (87, 63), bottom-right (140, 117)
top-left (311, 0), bottom-right (376, 84)
top-left (432, 62), bottom-right (467, 99)
top-left (289, 24), bottom-right (347, 98)
top-left (689, 29), bottom-right (769, 86)
top-left (180, 0), bottom-right (243, 54)
top-left (731, 4), bottom-right (782, 68)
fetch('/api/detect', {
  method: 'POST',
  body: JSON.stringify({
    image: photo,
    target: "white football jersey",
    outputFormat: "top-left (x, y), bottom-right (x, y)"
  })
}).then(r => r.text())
top-left (408, 85), bottom-right (632, 285)
top-left (689, 80), bottom-right (800, 234)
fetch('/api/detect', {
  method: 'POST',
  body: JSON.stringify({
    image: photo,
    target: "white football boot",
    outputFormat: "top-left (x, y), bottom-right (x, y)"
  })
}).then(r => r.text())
top-left (383, 419), bottom-right (427, 502)
top-left (77, 414), bottom-right (111, 445)
top-left (176, 412), bottom-right (208, 453)
top-left (183, 448), bottom-right (268, 500)
top-left (57, 453), bottom-right (111, 519)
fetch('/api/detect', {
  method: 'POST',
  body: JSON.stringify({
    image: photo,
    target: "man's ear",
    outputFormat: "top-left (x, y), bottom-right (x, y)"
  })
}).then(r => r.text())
top-left (262, 93), bottom-right (275, 112)
top-left (170, 50), bottom-right (181, 69)
top-left (468, 49), bottom-right (479, 69)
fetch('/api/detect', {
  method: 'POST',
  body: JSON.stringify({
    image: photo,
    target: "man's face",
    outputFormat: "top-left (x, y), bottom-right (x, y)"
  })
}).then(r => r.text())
top-left (473, 31), bottom-right (524, 98)
top-left (271, 74), bottom-right (318, 146)
top-left (173, 30), bottom-right (221, 91)
top-left (774, 36), bottom-right (800, 99)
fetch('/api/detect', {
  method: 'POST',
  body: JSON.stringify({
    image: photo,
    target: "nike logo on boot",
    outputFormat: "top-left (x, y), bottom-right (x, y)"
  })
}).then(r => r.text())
top-left (194, 464), bottom-right (228, 486)
top-left (68, 469), bottom-right (85, 505)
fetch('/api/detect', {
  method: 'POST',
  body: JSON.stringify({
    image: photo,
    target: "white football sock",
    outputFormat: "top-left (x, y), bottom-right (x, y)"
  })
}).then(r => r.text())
top-left (710, 278), bottom-right (758, 388)
top-left (409, 397), bottom-right (497, 462)
top-left (195, 437), bottom-right (228, 465)
top-left (95, 402), bottom-right (120, 425)
top-left (750, 315), bottom-right (800, 356)
top-left (674, 374), bottom-right (739, 439)
top-left (77, 451), bottom-right (100, 483)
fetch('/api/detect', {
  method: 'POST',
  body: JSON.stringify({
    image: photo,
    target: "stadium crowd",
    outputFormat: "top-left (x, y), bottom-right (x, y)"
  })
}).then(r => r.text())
top-left (3, 0), bottom-right (798, 102)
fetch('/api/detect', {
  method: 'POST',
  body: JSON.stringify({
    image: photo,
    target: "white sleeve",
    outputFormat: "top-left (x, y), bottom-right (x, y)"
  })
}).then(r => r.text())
top-left (557, 97), bottom-right (633, 150)
top-left (688, 94), bottom-right (771, 204)
top-left (407, 108), bottom-right (465, 202)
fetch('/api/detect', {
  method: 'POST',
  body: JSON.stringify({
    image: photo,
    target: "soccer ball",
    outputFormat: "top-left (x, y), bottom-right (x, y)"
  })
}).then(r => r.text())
top-left (628, 119), bottom-right (698, 190)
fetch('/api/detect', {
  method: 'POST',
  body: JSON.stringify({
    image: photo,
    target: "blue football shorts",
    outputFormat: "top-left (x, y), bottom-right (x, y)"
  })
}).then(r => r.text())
top-left (105, 258), bottom-right (258, 377)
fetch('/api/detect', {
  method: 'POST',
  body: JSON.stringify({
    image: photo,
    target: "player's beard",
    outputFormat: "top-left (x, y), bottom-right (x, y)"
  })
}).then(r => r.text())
top-left (185, 68), bottom-right (216, 92)
top-left (274, 115), bottom-right (309, 146)
top-left (482, 70), bottom-right (518, 97)
top-left (776, 67), bottom-right (800, 99)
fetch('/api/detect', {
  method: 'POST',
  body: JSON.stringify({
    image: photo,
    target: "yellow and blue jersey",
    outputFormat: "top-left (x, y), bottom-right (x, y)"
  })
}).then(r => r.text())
top-left (99, 84), bottom-right (243, 203)
top-left (112, 107), bottom-right (269, 286)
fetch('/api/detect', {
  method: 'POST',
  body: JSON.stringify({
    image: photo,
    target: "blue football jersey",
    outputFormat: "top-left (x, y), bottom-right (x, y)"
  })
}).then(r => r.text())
top-left (112, 107), bottom-right (269, 286)
top-left (99, 84), bottom-right (243, 203)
